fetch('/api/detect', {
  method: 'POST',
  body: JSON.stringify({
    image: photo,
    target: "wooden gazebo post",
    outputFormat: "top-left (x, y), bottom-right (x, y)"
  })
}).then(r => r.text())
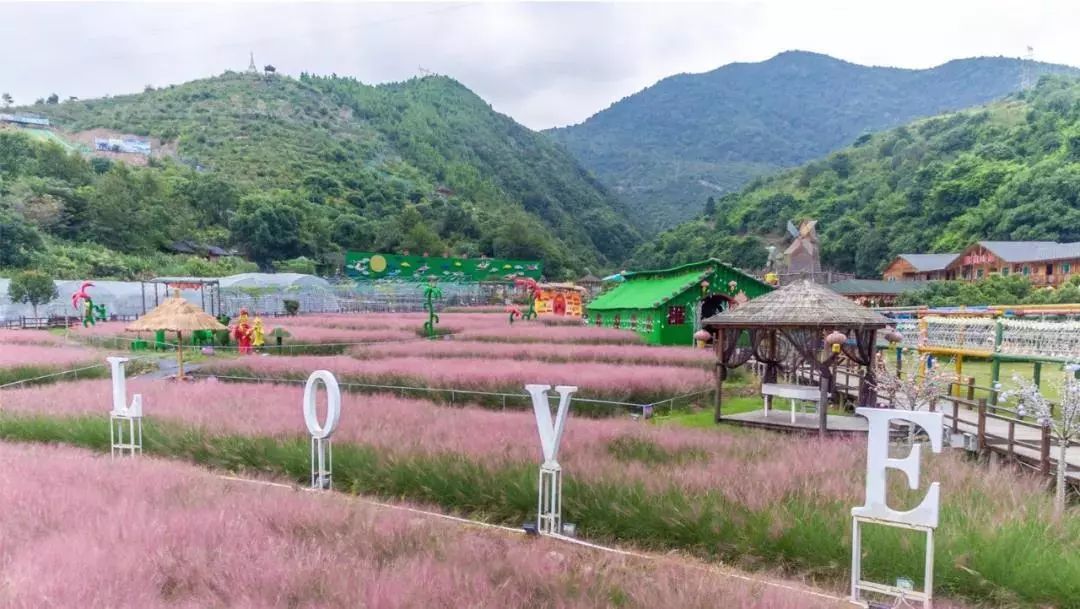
top-left (714, 328), bottom-right (725, 423)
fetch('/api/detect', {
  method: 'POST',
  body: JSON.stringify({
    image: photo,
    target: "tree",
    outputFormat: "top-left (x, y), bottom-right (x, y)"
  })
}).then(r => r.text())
top-left (46, 93), bottom-right (59, 105)
top-left (229, 192), bottom-right (307, 267)
top-left (703, 196), bottom-right (716, 216)
top-left (873, 351), bottom-right (956, 443)
top-left (8, 270), bottom-right (57, 317)
top-left (0, 213), bottom-right (44, 267)
top-left (1, 93), bottom-right (11, 108)
top-left (1000, 370), bottom-right (1080, 517)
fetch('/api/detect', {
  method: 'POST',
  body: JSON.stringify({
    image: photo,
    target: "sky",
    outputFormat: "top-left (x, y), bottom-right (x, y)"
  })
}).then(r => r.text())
top-left (2, 1), bottom-right (1078, 130)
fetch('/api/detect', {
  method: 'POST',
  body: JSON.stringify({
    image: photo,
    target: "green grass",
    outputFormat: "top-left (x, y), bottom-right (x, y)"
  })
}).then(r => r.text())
top-left (0, 414), bottom-right (1077, 607)
top-left (884, 353), bottom-right (1072, 402)
top-left (0, 364), bottom-right (108, 387)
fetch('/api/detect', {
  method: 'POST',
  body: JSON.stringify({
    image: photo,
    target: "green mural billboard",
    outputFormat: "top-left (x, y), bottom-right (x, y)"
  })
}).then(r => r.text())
top-left (344, 252), bottom-right (543, 283)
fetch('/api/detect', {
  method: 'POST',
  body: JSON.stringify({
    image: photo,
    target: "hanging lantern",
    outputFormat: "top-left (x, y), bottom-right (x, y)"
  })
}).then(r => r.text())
top-left (700, 280), bottom-right (710, 295)
top-left (693, 329), bottom-right (710, 348)
top-left (825, 330), bottom-right (847, 354)
top-left (727, 280), bottom-right (738, 293)
top-left (885, 328), bottom-right (904, 344)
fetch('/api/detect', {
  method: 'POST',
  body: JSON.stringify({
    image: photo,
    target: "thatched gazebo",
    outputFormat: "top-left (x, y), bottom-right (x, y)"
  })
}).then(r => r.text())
top-left (702, 280), bottom-right (890, 435)
top-left (127, 290), bottom-right (226, 379)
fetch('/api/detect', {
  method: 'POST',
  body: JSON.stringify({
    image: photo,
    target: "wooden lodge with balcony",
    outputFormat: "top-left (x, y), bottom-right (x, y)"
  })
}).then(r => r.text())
top-left (882, 241), bottom-right (1080, 287)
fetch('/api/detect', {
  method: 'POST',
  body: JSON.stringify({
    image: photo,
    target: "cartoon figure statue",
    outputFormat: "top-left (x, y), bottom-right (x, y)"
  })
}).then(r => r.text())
top-left (420, 278), bottom-right (442, 338)
top-left (514, 277), bottom-right (540, 321)
top-left (71, 281), bottom-right (107, 327)
top-left (252, 316), bottom-right (265, 350)
top-left (232, 308), bottom-right (254, 355)
top-left (507, 305), bottom-right (523, 325)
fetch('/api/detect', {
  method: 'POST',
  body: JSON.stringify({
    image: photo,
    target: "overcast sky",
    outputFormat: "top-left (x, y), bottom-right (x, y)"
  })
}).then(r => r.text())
top-left (2, 1), bottom-right (1077, 129)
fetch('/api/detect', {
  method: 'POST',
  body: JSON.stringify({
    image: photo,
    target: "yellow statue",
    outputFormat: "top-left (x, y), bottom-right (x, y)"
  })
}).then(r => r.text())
top-left (252, 316), bottom-right (265, 349)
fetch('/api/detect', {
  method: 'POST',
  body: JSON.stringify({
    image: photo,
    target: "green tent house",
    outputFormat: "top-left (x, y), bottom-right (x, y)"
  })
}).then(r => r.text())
top-left (585, 259), bottom-right (773, 345)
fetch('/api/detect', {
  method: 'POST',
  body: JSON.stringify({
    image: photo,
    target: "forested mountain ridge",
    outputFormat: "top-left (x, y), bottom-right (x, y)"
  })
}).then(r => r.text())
top-left (0, 71), bottom-right (639, 279)
top-left (629, 76), bottom-right (1080, 277)
top-left (548, 51), bottom-right (1080, 232)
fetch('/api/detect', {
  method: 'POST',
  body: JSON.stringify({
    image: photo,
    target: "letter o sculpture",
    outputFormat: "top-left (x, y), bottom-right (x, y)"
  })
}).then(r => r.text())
top-left (303, 370), bottom-right (341, 440)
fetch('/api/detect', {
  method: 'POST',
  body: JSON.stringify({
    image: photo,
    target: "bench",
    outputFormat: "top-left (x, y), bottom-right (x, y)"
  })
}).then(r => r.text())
top-left (761, 382), bottom-right (821, 423)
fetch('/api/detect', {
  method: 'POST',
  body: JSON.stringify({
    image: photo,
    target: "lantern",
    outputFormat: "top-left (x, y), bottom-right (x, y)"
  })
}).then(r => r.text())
top-left (825, 330), bottom-right (847, 354)
top-left (727, 280), bottom-right (738, 293)
top-left (885, 328), bottom-right (903, 344)
top-left (700, 280), bottom-right (710, 295)
top-left (693, 329), bottom-right (710, 348)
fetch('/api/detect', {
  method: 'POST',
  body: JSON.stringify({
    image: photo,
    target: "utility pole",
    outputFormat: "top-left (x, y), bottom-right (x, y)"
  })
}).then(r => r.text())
top-left (1021, 46), bottom-right (1035, 89)
top-left (248, 51), bottom-right (258, 74)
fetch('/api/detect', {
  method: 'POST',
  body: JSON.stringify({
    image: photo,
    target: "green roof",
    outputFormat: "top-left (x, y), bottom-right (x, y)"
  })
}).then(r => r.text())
top-left (828, 279), bottom-right (925, 296)
top-left (587, 268), bottom-right (712, 310)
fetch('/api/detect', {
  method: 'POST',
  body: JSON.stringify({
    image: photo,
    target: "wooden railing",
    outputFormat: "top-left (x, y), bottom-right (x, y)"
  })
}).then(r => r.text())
top-left (768, 360), bottom-right (1078, 483)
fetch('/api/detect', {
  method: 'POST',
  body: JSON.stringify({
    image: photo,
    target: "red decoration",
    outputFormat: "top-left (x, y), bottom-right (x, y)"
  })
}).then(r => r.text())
top-left (667, 306), bottom-right (686, 325)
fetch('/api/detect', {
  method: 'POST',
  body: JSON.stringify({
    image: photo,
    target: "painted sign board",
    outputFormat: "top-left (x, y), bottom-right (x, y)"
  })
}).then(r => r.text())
top-left (344, 251), bottom-right (542, 283)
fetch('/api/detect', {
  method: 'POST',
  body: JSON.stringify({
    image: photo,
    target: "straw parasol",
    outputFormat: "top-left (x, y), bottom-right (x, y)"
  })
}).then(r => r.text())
top-left (127, 290), bottom-right (226, 379)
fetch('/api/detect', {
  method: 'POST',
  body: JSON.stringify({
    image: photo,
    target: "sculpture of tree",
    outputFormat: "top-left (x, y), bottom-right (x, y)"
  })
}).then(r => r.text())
top-left (872, 351), bottom-right (955, 444)
top-left (1000, 366), bottom-right (1080, 516)
top-left (421, 278), bottom-right (442, 338)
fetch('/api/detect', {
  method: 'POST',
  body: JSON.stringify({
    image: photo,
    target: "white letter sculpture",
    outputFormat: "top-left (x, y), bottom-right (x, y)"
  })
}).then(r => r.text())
top-left (851, 407), bottom-right (944, 609)
top-left (304, 370), bottom-right (341, 490)
top-left (107, 357), bottom-right (143, 458)
top-left (527, 384), bottom-right (577, 536)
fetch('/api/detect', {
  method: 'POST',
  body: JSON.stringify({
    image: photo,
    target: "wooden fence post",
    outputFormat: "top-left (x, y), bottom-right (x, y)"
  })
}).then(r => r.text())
top-left (951, 399), bottom-right (959, 434)
top-left (1040, 426), bottom-right (1051, 476)
top-left (966, 377), bottom-right (975, 402)
top-left (976, 398), bottom-right (987, 452)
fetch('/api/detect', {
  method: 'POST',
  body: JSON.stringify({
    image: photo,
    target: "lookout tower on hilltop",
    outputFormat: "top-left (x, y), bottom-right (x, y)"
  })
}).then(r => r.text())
top-left (247, 52), bottom-right (257, 74)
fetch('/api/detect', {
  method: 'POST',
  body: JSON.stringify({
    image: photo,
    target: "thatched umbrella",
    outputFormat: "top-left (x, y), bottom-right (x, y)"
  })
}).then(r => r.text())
top-left (127, 290), bottom-right (226, 379)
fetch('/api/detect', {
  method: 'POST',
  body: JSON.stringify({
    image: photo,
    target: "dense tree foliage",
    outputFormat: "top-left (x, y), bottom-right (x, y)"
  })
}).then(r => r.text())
top-left (633, 76), bottom-right (1080, 276)
top-left (895, 275), bottom-right (1080, 307)
top-left (549, 51), bottom-right (1080, 232)
top-left (7, 270), bottom-right (58, 317)
top-left (6, 71), bottom-right (638, 279)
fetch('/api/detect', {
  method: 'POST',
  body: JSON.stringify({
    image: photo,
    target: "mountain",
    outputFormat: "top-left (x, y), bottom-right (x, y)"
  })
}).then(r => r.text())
top-left (628, 75), bottom-right (1080, 277)
top-left (547, 51), bottom-right (1080, 232)
top-left (0, 71), bottom-right (639, 279)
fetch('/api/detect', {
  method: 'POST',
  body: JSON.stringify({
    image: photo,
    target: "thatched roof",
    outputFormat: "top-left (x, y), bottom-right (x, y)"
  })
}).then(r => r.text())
top-left (702, 280), bottom-right (890, 329)
top-left (127, 295), bottom-right (227, 333)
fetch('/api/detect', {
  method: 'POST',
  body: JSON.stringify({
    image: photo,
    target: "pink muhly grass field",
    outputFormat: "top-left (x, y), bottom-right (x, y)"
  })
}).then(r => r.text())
top-left (279, 324), bottom-right (419, 344)
top-left (0, 330), bottom-right (67, 346)
top-left (0, 377), bottom-right (1046, 515)
top-left (0, 442), bottom-right (846, 609)
top-left (0, 344), bottom-right (102, 371)
top-left (352, 339), bottom-right (712, 367)
top-left (201, 354), bottom-right (710, 402)
top-left (296, 313), bottom-right (637, 344)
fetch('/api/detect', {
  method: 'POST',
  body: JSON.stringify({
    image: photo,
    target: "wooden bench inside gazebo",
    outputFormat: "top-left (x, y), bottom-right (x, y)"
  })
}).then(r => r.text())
top-left (702, 280), bottom-right (891, 436)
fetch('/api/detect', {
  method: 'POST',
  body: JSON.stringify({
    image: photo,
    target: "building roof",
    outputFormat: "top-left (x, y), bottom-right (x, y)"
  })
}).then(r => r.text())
top-left (586, 268), bottom-right (711, 311)
top-left (587, 259), bottom-right (768, 312)
top-left (898, 253), bottom-right (959, 272)
top-left (703, 280), bottom-right (890, 328)
top-left (828, 279), bottom-right (926, 296)
top-left (978, 241), bottom-right (1080, 263)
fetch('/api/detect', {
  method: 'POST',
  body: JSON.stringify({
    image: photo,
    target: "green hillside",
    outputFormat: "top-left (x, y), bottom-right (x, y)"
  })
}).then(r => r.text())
top-left (549, 51), bottom-right (1080, 233)
top-left (0, 71), bottom-right (639, 279)
top-left (630, 75), bottom-right (1080, 277)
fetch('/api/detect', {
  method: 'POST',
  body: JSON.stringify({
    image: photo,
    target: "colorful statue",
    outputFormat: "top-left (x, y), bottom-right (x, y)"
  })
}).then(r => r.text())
top-left (232, 308), bottom-right (254, 355)
top-left (514, 277), bottom-right (540, 321)
top-left (71, 281), bottom-right (107, 327)
top-left (506, 305), bottom-right (523, 325)
top-left (252, 316), bottom-right (265, 350)
top-left (421, 278), bottom-right (443, 338)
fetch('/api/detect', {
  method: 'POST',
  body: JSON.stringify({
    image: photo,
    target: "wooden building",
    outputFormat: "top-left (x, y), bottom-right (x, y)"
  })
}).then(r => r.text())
top-left (881, 253), bottom-right (959, 281)
top-left (883, 241), bottom-right (1080, 287)
top-left (951, 241), bottom-right (1080, 285)
top-left (585, 259), bottom-right (773, 346)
